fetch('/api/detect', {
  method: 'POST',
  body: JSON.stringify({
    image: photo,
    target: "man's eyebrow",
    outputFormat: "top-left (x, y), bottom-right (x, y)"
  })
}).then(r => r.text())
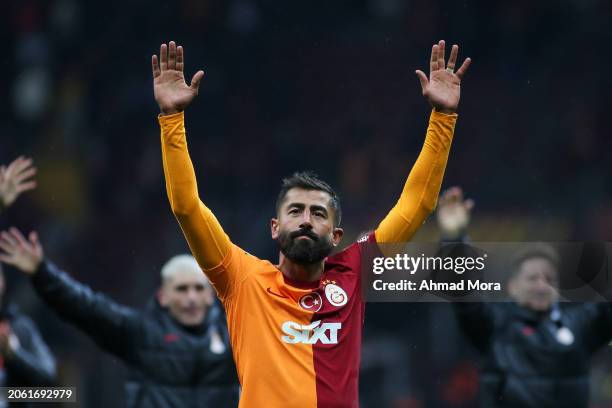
top-left (310, 205), bottom-right (328, 214)
top-left (286, 202), bottom-right (305, 209)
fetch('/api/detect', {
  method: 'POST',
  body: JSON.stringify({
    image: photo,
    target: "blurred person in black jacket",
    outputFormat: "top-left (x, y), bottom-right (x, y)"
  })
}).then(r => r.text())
top-left (436, 187), bottom-right (612, 408)
top-left (0, 227), bottom-right (239, 408)
top-left (0, 264), bottom-right (56, 403)
top-left (0, 157), bottom-right (56, 407)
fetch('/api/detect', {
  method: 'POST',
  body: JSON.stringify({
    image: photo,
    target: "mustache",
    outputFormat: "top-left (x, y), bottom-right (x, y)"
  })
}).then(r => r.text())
top-left (289, 229), bottom-right (319, 241)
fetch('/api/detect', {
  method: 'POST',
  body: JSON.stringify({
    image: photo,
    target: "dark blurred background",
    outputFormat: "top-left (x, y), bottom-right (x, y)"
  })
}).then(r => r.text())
top-left (1, 0), bottom-right (612, 406)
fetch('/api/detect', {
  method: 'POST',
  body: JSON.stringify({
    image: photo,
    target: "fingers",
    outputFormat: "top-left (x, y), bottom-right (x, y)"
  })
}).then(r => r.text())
top-left (13, 166), bottom-right (36, 184)
top-left (0, 228), bottom-right (29, 251)
top-left (447, 44), bottom-right (458, 72)
top-left (0, 157), bottom-right (37, 194)
top-left (0, 228), bottom-right (35, 263)
top-left (448, 187), bottom-right (462, 202)
top-left (437, 40), bottom-right (446, 70)
top-left (168, 41), bottom-right (177, 70)
top-left (0, 230), bottom-right (14, 261)
top-left (440, 186), bottom-right (463, 205)
top-left (16, 181), bottom-right (37, 193)
top-left (430, 44), bottom-right (439, 72)
top-left (176, 45), bottom-right (184, 72)
top-left (440, 187), bottom-right (475, 211)
top-left (160, 43), bottom-right (168, 71)
top-left (0, 240), bottom-right (13, 257)
top-left (158, 41), bottom-right (184, 73)
top-left (5, 156), bottom-right (28, 179)
top-left (453, 186), bottom-right (464, 203)
top-left (29, 231), bottom-right (43, 255)
top-left (152, 55), bottom-right (161, 78)
top-left (8, 157), bottom-right (30, 173)
top-left (9, 227), bottom-right (28, 248)
top-left (427, 39), bottom-right (471, 79)
top-left (190, 70), bottom-right (205, 93)
top-left (438, 188), bottom-right (451, 207)
top-left (0, 228), bottom-right (41, 272)
top-left (0, 231), bottom-right (17, 253)
top-left (456, 57), bottom-right (472, 80)
top-left (415, 70), bottom-right (428, 92)
top-left (5, 157), bottom-right (22, 173)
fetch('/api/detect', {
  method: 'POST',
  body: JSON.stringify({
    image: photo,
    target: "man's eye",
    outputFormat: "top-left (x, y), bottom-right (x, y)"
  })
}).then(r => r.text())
top-left (314, 212), bottom-right (325, 218)
top-left (289, 209), bottom-right (299, 214)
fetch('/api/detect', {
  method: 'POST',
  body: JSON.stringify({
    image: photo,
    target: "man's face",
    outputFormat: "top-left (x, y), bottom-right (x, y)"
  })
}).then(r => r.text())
top-left (159, 269), bottom-right (213, 327)
top-left (271, 188), bottom-right (343, 265)
top-left (509, 257), bottom-right (559, 312)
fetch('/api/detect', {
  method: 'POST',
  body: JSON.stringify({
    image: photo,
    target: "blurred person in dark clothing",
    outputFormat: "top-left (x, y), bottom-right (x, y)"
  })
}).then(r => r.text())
top-left (0, 157), bottom-right (37, 214)
top-left (0, 227), bottom-right (239, 408)
top-left (0, 158), bottom-right (56, 406)
top-left (0, 264), bottom-right (56, 398)
top-left (437, 187), bottom-right (612, 408)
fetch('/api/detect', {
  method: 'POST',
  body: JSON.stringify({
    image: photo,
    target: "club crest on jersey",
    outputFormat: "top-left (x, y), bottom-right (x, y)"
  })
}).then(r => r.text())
top-left (556, 327), bottom-right (575, 346)
top-left (322, 280), bottom-right (348, 307)
top-left (299, 292), bottom-right (323, 312)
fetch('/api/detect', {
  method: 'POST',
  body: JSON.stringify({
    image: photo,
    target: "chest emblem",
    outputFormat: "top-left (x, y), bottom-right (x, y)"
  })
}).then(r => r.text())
top-left (556, 327), bottom-right (575, 346)
top-left (323, 280), bottom-right (348, 307)
top-left (299, 292), bottom-right (323, 312)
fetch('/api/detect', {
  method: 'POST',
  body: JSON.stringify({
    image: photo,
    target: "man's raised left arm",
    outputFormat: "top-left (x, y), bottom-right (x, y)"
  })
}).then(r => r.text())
top-left (375, 40), bottom-right (471, 243)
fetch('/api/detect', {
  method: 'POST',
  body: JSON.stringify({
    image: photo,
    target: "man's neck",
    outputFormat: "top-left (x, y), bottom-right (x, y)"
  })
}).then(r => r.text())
top-left (278, 252), bottom-right (325, 282)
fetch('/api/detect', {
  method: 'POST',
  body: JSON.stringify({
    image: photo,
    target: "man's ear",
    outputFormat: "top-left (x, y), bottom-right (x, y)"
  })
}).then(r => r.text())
top-left (332, 228), bottom-right (344, 247)
top-left (270, 218), bottom-right (280, 239)
top-left (204, 287), bottom-right (214, 306)
top-left (157, 288), bottom-right (167, 307)
top-left (507, 278), bottom-right (517, 299)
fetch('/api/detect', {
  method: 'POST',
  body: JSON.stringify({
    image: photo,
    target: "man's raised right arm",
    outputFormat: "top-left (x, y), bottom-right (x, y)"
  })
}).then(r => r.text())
top-left (159, 112), bottom-right (231, 270)
top-left (153, 41), bottom-right (238, 298)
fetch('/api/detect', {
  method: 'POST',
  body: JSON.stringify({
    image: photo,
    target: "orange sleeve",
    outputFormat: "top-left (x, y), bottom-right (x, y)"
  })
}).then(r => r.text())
top-left (159, 112), bottom-right (238, 298)
top-left (374, 109), bottom-right (457, 243)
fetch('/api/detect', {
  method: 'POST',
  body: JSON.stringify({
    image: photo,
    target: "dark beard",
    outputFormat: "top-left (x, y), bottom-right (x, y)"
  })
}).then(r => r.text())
top-left (278, 228), bottom-right (333, 265)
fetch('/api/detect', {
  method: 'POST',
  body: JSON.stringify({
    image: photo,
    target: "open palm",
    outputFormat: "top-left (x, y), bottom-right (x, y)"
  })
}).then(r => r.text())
top-left (416, 40), bottom-right (471, 113)
top-left (152, 41), bottom-right (205, 115)
top-left (0, 156), bottom-right (37, 209)
top-left (436, 186), bottom-right (474, 238)
top-left (0, 228), bottom-right (43, 275)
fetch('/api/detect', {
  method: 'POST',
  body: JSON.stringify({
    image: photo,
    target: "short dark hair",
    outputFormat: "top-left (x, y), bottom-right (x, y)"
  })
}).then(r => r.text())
top-left (276, 171), bottom-right (342, 227)
top-left (510, 243), bottom-right (560, 279)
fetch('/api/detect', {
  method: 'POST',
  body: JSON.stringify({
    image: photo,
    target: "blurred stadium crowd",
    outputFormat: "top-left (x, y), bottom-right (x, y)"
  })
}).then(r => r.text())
top-left (1, 0), bottom-right (612, 406)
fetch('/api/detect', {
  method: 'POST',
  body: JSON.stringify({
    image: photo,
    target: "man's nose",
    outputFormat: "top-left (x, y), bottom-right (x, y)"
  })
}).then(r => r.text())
top-left (299, 211), bottom-right (313, 229)
top-left (535, 279), bottom-right (549, 291)
top-left (186, 288), bottom-right (199, 301)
